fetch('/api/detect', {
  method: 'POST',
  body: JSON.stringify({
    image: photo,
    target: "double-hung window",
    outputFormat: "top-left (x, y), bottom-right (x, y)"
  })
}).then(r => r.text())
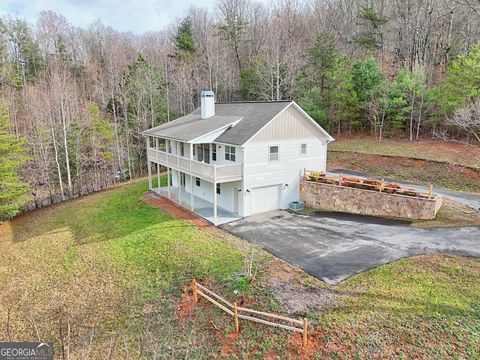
top-left (225, 146), bottom-right (236, 162)
top-left (180, 142), bottom-right (185, 157)
top-left (300, 143), bottom-right (307, 155)
top-left (216, 183), bottom-right (221, 195)
top-left (269, 146), bottom-right (279, 161)
top-left (195, 177), bottom-right (200, 187)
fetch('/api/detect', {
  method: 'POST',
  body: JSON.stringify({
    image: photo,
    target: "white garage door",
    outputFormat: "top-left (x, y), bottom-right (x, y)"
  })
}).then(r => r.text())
top-left (251, 184), bottom-right (281, 215)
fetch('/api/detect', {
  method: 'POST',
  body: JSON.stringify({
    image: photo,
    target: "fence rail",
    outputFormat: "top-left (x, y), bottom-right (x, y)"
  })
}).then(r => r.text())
top-left (303, 169), bottom-right (435, 199)
top-left (191, 279), bottom-right (308, 348)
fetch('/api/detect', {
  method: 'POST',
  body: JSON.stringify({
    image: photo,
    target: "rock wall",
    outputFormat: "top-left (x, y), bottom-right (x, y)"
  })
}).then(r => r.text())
top-left (300, 180), bottom-right (443, 220)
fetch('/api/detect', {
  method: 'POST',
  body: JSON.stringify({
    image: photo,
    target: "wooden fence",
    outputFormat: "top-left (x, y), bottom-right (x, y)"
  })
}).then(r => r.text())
top-left (303, 169), bottom-right (434, 199)
top-left (191, 279), bottom-right (308, 348)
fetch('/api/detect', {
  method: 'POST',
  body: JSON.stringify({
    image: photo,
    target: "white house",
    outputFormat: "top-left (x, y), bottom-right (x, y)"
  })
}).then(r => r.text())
top-left (143, 91), bottom-right (334, 225)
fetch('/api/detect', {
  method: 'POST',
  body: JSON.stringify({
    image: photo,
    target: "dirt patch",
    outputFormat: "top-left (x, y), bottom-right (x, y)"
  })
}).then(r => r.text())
top-left (143, 192), bottom-right (212, 227)
top-left (330, 136), bottom-right (480, 168)
top-left (176, 286), bottom-right (195, 319)
top-left (263, 260), bottom-right (340, 316)
top-left (269, 278), bottom-right (338, 315)
top-left (328, 152), bottom-right (480, 193)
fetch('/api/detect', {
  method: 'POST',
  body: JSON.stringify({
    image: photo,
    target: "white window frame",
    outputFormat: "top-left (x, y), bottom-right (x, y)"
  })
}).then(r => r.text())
top-left (269, 145), bottom-right (279, 161)
top-left (300, 143), bottom-right (307, 155)
top-left (225, 146), bottom-right (236, 162)
top-left (212, 144), bottom-right (217, 161)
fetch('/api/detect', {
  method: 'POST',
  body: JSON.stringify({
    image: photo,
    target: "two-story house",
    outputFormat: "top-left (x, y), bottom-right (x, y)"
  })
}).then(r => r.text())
top-left (143, 91), bottom-right (334, 225)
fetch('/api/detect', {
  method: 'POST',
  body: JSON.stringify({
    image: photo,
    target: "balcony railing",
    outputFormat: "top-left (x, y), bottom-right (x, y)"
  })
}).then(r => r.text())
top-left (147, 148), bottom-right (242, 183)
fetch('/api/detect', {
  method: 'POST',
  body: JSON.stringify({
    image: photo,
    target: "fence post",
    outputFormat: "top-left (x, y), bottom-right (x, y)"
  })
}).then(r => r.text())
top-left (338, 173), bottom-right (342, 186)
top-left (234, 302), bottom-right (239, 333)
top-left (303, 318), bottom-right (308, 347)
top-left (192, 279), bottom-right (198, 304)
top-left (380, 178), bottom-right (385, 193)
top-left (303, 168), bottom-right (307, 180)
top-left (428, 184), bottom-right (433, 199)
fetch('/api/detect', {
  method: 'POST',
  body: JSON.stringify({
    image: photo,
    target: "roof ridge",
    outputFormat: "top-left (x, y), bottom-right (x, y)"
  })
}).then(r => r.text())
top-left (215, 100), bottom-right (292, 104)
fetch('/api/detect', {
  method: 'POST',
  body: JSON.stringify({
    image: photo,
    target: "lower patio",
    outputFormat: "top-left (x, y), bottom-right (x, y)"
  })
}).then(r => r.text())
top-left (152, 186), bottom-right (241, 225)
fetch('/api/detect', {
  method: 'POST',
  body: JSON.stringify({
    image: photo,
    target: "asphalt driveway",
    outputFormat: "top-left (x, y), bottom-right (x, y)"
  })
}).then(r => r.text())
top-left (222, 211), bottom-right (480, 285)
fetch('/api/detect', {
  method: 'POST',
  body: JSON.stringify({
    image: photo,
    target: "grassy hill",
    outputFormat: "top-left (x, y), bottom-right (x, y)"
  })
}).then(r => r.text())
top-left (0, 179), bottom-right (479, 358)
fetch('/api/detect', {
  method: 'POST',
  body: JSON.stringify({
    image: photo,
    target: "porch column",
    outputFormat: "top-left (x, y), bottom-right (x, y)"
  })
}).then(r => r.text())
top-left (190, 175), bottom-right (194, 212)
top-left (167, 167), bottom-right (171, 199)
top-left (213, 166), bottom-right (217, 225)
top-left (213, 181), bottom-right (217, 225)
top-left (147, 160), bottom-right (152, 190)
top-left (157, 163), bottom-right (160, 191)
top-left (146, 137), bottom-right (152, 190)
top-left (178, 170), bottom-right (182, 206)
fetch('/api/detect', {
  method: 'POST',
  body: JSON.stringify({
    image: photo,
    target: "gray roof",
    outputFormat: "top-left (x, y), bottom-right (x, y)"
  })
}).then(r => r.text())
top-left (143, 101), bottom-right (293, 145)
top-left (204, 101), bottom-right (292, 145)
top-left (142, 113), bottom-right (242, 142)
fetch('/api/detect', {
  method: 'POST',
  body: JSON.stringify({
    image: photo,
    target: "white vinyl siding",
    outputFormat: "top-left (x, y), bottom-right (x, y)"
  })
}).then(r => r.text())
top-left (249, 105), bottom-right (326, 142)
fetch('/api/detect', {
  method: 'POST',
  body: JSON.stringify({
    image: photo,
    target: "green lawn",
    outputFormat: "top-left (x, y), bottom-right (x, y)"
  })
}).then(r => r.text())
top-left (329, 137), bottom-right (480, 168)
top-left (0, 179), bottom-right (479, 358)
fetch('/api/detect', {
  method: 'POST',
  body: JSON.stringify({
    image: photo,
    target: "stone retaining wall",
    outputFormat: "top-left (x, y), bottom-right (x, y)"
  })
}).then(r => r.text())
top-left (300, 180), bottom-right (443, 220)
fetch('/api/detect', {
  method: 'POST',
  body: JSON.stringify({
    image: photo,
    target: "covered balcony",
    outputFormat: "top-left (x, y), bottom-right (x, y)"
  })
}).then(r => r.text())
top-left (147, 147), bottom-right (242, 183)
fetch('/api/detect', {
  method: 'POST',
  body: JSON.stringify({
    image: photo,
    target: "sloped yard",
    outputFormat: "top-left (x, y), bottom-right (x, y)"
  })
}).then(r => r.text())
top-left (0, 179), bottom-right (479, 358)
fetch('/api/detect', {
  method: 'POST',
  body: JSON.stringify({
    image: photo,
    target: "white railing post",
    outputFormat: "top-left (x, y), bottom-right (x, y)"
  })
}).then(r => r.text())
top-left (213, 166), bottom-right (217, 225)
top-left (167, 167), bottom-right (170, 199)
top-left (178, 170), bottom-right (182, 206)
top-left (190, 174), bottom-right (194, 212)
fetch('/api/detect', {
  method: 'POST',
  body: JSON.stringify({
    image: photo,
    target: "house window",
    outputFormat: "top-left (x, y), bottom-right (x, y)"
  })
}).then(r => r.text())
top-left (212, 144), bottom-right (217, 161)
top-left (301, 143), bottom-right (307, 155)
top-left (269, 146), bottom-right (279, 161)
top-left (197, 144), bottom-right (204, 162)
top-left (193, 144), bottom-right (196, 156)
top-left (216, 183), bottom-right (221, 195)
top-left (195, 177), bottom-right (201, 187)
top-left (180, 142), bottom-right (185, 157)
top-left (159, 139), bottom-right (166, 152)
top-left (225, 146), bottom-right (236, 162)
top-left (167, 140), bottom-right (172, 153)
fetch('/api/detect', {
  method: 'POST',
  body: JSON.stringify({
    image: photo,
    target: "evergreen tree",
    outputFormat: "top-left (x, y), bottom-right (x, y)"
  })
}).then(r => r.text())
top-left (297, 87), bottom-right (328, 128)
top-left (356, 7), bottom-right (388, 51)
top-left (385, 69), bottom-right (412, 134)
top-left (0, 103), bottom-right (29, 220)
top-left (306, 32), bottom-right (338, 95)
top-left (435, 44), bottom-right (480, 116)
top-left (173, 17), bottom-right (196, 59)
top-left (352, 58), bottom-right (385, 129)
top-left (326, 55), bottom-right (361, 133)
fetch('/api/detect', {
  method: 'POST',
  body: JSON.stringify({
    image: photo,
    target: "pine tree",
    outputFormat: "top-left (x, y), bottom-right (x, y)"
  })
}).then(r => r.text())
top-left (173, 17), bottom-right (196, 60)
top-left (326, 55), bottom-right (361, 133)
top-left (0, 103), bottom-right (29, 220)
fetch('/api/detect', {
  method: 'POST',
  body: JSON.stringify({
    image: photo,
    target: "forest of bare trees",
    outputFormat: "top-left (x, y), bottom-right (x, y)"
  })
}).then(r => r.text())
top-left (1, 0), bottom-right (480, 217)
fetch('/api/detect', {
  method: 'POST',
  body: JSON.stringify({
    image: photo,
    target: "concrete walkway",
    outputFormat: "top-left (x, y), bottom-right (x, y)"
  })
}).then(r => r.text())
top-left (222, 210), bottom-right (480, 285)
top-left (329, 168), bottom-right (480, 211)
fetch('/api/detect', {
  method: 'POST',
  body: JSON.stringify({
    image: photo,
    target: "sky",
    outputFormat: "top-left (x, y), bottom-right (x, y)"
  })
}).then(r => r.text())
top-left (0, 0), bottom-right (224, 34)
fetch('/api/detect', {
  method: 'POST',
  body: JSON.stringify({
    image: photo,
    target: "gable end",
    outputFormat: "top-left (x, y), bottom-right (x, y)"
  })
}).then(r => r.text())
top-left (248, 102), bottom-right (332, 143)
